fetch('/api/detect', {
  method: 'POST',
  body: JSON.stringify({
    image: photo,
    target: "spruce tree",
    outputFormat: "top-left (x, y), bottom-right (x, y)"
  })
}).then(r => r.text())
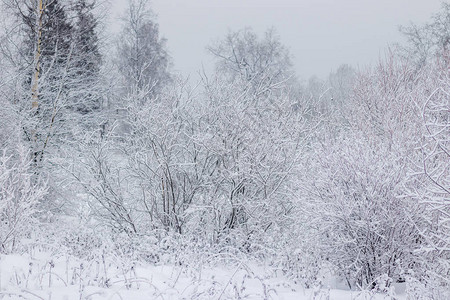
top-left (72, 0), bottom-right (102, 114)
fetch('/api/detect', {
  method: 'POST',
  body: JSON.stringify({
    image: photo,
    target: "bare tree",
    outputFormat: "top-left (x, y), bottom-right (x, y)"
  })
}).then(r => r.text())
top-left (116, 0), bottom-right (171, 100)
top-left (207, 27), bottom-right (295, 96)
top-left (399, 2), bottom-right (450, 68)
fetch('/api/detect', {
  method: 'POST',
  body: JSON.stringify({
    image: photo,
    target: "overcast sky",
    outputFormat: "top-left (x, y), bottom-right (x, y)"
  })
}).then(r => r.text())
top-left (110, 0), bottom-right (444, 81)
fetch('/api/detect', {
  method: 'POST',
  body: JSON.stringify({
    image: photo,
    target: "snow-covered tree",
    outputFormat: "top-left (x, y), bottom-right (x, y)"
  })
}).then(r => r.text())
top-left (71, 0), bottom-right (103, 115)
top-left (207, 27), bottom-right (295, 95)
top-left (0, 0), bottom-right (103, 168)
top-left (116, 0), bottom-right (171, 99)
top-left (399, 2), bottom-right (450, 68)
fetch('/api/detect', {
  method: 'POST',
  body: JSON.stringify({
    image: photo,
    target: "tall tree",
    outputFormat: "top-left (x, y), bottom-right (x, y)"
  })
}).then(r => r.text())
top-left (207, 27), bottom-right (295, 96)
top-left (19, 0), bottom-right (73, 164)
top-left (8, 0), bottom-right (104, 166)
top-left (399, 2), bottom-right (450, 68)
top-left (71, 0), bottom-right (102, 115)
top-left (116, 0), bottom-right (171, 100)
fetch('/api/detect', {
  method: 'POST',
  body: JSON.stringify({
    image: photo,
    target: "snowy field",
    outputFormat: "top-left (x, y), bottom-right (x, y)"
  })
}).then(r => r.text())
top-left (0, 1), bottom-right (448, 300)
top-left (0, 252), bottom-right (406, 300)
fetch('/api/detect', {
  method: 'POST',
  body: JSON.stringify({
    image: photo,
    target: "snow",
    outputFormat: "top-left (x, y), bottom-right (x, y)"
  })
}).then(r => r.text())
top-left (0, 253), bottom-right (406, 300)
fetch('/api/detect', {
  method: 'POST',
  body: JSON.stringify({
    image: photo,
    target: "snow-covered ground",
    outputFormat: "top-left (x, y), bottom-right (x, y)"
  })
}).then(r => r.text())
top-left (0, 252), bottom-right (406, 300)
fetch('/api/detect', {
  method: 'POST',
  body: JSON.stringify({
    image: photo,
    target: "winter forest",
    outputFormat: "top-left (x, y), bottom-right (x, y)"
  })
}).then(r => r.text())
top-left (0, 0), bottom-right (448, 299)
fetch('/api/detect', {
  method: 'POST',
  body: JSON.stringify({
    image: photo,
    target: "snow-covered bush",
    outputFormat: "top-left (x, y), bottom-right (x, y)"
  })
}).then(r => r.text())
top-left (0, 146), bottom-right (47, 254)
top-left (300, 134), bottom-right (423, 289)
top-left (295, 52), bottom-right (431, 290)
top-left (405, 53), bottom-right (450, 299)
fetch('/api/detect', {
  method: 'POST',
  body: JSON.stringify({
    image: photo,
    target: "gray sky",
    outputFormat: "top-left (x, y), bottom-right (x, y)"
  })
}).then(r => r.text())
top-left (110, 0), bottom-right (444, 81)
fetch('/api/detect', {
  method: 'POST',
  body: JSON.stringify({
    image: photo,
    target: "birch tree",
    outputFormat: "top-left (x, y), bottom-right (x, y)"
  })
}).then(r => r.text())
top-left (116, 0), bottom-right (171, 99)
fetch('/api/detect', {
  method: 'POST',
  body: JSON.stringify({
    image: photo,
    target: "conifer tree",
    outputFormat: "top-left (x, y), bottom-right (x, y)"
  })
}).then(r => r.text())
top-left (72, 0), bottom-right (102, 114)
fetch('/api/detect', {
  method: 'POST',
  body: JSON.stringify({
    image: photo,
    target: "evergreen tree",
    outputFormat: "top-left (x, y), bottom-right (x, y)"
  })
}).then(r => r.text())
top-left (72, 0), bottom-right (102, 114)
